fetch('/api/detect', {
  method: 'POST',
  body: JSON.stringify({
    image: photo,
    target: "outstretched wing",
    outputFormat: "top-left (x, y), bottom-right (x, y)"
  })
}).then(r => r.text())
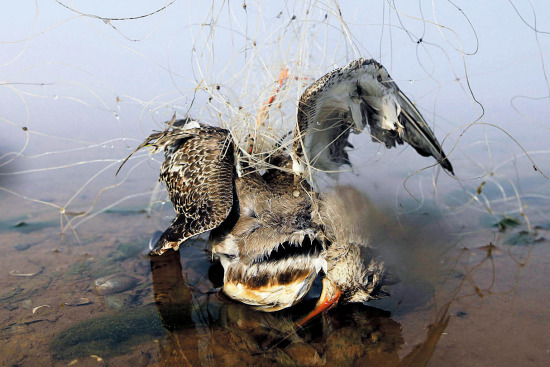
top-left (293, 58), bottom-right (453, 175)
top-left (120, 119), bottom-right (235, 255)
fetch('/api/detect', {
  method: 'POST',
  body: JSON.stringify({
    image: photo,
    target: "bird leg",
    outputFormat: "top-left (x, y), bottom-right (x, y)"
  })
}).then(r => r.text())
top-left (297, 277), bottom-right (341, 327)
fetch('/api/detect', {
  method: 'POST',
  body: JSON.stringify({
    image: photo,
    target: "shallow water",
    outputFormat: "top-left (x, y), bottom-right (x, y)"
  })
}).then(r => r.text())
top-left (3, 1), bottom-right (550, 365)
top-left (1, 164), bottom-right (549, 366)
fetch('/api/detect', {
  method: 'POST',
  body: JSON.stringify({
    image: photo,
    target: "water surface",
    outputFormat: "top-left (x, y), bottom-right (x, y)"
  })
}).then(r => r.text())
top-left (1, 2), bottom-right (550, 365)
top-left (1, 162), bottom-right (548, 366)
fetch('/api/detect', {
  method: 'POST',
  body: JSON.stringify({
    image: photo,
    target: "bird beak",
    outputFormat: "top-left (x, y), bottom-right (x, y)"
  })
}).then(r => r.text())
top-left (297, 277), bottom-right (341, 327)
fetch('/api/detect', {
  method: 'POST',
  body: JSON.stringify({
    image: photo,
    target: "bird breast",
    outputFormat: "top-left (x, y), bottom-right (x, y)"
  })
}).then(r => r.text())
top-left (222, 255), bottom-right (324, 312)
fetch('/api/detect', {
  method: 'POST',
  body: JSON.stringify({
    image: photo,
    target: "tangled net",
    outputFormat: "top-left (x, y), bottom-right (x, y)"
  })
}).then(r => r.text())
top-left (0, 0), bottom-right (548, 251)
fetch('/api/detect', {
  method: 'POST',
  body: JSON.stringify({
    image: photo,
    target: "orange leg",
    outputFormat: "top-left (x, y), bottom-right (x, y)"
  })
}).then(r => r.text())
top-left (297, 278), bottom-right (341, 327)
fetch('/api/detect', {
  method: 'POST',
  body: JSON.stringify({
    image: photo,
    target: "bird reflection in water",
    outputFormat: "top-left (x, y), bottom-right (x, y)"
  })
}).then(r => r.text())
top-left (150, 248), bottom-right (450, 366)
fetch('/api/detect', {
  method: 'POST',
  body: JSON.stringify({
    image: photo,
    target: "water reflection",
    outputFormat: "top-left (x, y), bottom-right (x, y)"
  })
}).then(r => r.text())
top-left (40, 188), bottom-right (548, 365)
top-left (40, 205), bottom-right (548, 365)
top-left (151, 249), bottom-right (450, 366)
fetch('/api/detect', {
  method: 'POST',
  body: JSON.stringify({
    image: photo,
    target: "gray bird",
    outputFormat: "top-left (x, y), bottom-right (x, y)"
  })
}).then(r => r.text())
top-left (292, 58), bottom-right (453, 176)
top-left (119, 58), bottom-right (453, 319)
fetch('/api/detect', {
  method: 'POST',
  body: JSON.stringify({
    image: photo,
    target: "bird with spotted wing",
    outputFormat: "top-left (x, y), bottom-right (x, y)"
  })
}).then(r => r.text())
top-left (118, 58), bottom-right (454, 322)
top-left (119, 118), bottom-right (235, 255)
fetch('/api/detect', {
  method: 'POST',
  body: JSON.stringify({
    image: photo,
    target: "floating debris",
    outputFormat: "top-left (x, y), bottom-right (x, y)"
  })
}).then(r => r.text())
top-left (93, 274), bottom-right (139, 296)
top-left (90, 355), bottom-right (103, 362)
top-left (9, 267), bottom-right (43, 277)
top-left (479, 214), bottom-right (522, 231)
top-left (2, 218), bottom-right (58, 234)
top-left (505, 230), bottom-right (545, 246)
top-left (64, 210), bottom-right (86, 216)
top-left (65, 297), bottom-right (93, 307)
top-left (476, 181), bottom-right (486, 195)
top-left (32, 304), bottom-right (51, 314)
top-left (456, 311), bottom-right (468, 318)
top-left (495, 216), bottom-right (522, 231)
top-left (104, 207), bottom-right (147, 216)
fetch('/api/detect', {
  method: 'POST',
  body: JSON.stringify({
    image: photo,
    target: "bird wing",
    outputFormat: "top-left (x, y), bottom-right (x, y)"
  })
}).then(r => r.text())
top-left (121, 120), bottom-right (236, 255)
top-left (294, 58), bottom-right (453, 174)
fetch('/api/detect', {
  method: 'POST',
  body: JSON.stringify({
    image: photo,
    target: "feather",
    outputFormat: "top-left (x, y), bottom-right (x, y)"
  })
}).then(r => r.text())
top-left (122, 120), bottom-right (236, 255)
top-left (294, 58), bottom-right (454, 175)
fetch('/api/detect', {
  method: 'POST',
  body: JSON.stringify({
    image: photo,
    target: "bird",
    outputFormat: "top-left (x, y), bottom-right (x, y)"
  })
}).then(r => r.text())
top-left (118, 58), bottom-right (453, 319)
top-left (292, 58), bottom-right (453, 177)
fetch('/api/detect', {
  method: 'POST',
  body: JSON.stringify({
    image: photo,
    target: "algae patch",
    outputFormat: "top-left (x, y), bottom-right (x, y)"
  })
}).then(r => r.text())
top-left (50, 306), bottom-right (165, 359)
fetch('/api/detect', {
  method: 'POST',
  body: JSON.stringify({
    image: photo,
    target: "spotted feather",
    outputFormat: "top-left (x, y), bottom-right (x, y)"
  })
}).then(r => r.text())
top-left (121, 121), bottom-right (235, 255)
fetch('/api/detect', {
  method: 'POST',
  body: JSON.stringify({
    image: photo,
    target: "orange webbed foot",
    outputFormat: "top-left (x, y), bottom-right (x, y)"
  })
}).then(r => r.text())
top-left (297, 278), bottom-right (341, 327)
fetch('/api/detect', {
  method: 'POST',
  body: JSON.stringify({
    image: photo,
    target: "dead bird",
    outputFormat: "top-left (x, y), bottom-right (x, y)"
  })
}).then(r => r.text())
top-left (118, 58), bottom-right (453, 319)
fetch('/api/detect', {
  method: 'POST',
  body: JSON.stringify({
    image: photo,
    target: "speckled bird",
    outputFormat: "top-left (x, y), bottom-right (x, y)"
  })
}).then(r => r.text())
top-left (119, 58), bottom-right (453, 319)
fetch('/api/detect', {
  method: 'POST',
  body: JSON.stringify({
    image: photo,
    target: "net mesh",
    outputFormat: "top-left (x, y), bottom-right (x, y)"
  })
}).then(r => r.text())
top-left (1, 0), bottom-right (549, 253)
